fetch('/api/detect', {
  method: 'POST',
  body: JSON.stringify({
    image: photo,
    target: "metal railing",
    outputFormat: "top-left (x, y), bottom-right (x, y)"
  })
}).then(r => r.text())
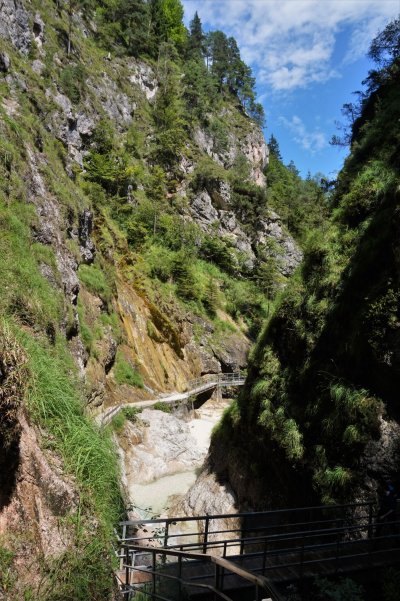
top-left (118, 501), bottom-right (400, 599)
top-left (185, 371), bottom-right (246, 394)
top-left (118, 543), bottom-right (277, 601)
top-left (99, 371), bottom-right (245, 426)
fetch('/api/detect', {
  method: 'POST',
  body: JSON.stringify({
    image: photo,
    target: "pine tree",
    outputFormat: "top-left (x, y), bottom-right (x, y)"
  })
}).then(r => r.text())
top-left (268, 134), bottom-right (282, 160)
top-left (152, 43), bottom-right (187, 166)
top-left (187, 11), bottom-right (204, 57)
top-left (96, 0), bottom-right (150, 56)
top-left (150, 0), bottom-right (187, 51)
top-left (207, 30), bottom-right (229, 90)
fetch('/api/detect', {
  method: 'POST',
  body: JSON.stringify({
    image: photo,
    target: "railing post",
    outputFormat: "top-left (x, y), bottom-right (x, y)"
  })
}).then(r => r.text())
top-left (299, 535), bottom-right (305, 586)
top-left (214, 563), bottom-right (221, 600)
top-left (164, 520), bottom-right (170, 549)
top-left (368, 502), bottom-right (373, 539)
top-left (152, 550), bottom-right (156, 599)
top-left (240, 525), bottom-right (245, 555)
top-left (178, 554), bottom-right (182, 601)
top-left (203, 515), bottom-right (209, 554)
top-left (335, 531), bottom-right (340, 574)
top-left (262, 538), bottom-right (267, 574)
top-left (125, 545), bottom-right (130, 594)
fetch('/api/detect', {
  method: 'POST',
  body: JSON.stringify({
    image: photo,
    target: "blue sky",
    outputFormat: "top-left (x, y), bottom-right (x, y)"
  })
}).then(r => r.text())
top-left (182, 0), bottom-right (400, 178)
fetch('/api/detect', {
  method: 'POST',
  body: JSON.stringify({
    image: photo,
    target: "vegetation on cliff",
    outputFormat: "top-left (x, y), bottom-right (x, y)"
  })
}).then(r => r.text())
top-left (212, 19), bottom-right (400, 508)
top-left (0, 0), bottom-right (363, 595)
top-left (0, 0), bottom-right (314, 596)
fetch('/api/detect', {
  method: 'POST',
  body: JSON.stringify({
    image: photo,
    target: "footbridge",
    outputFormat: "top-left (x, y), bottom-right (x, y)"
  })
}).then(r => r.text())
top-left (116, 500), bottom-right (400, 600)
top-left (100, 371), bottom-right (245, 426)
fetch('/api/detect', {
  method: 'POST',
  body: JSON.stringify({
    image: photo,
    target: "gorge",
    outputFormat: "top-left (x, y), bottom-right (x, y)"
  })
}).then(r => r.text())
top-left (0, 0), bottom-right (399, 599)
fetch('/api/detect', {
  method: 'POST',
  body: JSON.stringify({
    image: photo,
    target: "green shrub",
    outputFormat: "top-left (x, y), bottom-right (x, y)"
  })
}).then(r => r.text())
top-left (191, 155), bottom-right (228, 191)
top-left (77, 300), bottom-right (94, 353)
top-left (22, 331), bottom-right (122, 530)
top-left (114, 352), bottom-right (144, 388)
top-left (59, 64), bottom-right (86, 104)
top-left (0, 200), bottom-right (63, 330)
top-left (313, 576), bottom-right (364, 601)
top-left (153, 402), bottom-right (172, 413)
top-left (0, 544), bottom-right (14, 592)
top-left (383, 568), bottom-right (400, 601)
top-left (78, 264), bottom-right (112, 302)
top-left (123, 406), bottom-right (141, 422)
top-left (111, 411), bottom-right (126, 433)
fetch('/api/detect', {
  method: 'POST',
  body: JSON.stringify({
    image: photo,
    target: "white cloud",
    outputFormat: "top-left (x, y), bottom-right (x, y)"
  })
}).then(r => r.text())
top-left (182, 0), bottom-right (400, 92)
top-left (279, 115), bottom-right (327, 153)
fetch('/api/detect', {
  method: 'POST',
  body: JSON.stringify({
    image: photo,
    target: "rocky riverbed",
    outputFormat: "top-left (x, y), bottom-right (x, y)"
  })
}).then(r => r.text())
top-left (117, 398), bottom-right (231, 518)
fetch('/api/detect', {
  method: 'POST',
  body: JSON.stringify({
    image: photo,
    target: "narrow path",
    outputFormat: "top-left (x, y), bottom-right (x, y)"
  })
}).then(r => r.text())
top-left (97, 371), bottom-right (245, 426)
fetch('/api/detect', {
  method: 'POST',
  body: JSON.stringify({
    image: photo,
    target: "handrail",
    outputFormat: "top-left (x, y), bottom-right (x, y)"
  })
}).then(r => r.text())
top-left (121, 543), bottom-right (278, 600)
top-left (118, 512), bottom-right (400, 600)
top-left (99, 371), bottom-right (245, 426)
top-left (120, 499), bottom-right (374, 527)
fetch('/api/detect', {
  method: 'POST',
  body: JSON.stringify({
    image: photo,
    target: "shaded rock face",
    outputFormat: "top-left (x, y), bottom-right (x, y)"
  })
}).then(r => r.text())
top-left (0, 412), bottom-right (77, 589)
top-left (78, 209), bottom-right (96, 264)
top-left (360, 416), bottom-right (400, 497)
top-left (0, 51), bottom-right (11, 72)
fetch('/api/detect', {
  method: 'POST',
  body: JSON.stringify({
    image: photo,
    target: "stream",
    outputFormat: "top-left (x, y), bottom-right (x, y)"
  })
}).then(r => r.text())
top-left (123, 399), bottom-right (230, 518)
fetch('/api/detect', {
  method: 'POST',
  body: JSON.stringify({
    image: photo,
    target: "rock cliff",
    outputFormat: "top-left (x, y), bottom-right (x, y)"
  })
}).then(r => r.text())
top-left (0, 0), bottom-right (304, 594)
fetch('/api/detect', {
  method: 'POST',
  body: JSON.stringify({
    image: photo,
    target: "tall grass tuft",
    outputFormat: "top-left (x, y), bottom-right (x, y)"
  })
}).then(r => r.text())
top-left (21, 331), bottom-right (122, 530)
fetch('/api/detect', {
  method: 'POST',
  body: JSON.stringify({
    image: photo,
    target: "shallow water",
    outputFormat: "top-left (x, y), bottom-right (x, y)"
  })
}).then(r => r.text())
top-left (130, 403), bottom-right (229, 517)
top-left (131, 470), bottom-right (197, 517)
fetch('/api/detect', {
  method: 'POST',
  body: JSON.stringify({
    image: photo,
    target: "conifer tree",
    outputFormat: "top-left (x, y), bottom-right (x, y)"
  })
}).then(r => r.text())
top-left (268, 134), bottom-right (282, 160)
top-left (152, 43), bottom-right (187, 166)
top-left (188, 11), bottom-right (204, 57)
top-left (207, 30), bottom-right (229, 90)
top-left (96, 0), bottom-right (150, 56)
top-left (150, 0), bottom-right (186, 51)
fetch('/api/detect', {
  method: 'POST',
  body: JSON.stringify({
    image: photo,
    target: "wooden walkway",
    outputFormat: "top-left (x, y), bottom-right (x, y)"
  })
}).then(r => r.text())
top-left (99, 371), bottom-right (245, 426)
top-left (117, 501), bottom-right (400, 600)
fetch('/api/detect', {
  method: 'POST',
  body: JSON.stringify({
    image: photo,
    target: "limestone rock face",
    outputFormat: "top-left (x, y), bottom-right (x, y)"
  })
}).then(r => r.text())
top-left (181, 468), bottom-right (237, 517)
top-left (88, 73), bottom-right (135, 129)
top-left (210, 333), bottom-right (249, 372)
top-left (258, 211), bottom-right (303, 276)
top-left (189, 190), bottom-right (302, 277)
top-left (128, 60), bottom-right (158, 100)
top-left (194, 121), bottom-right (268, 187)
top-left (187, 122), bottom-right (302, 278)
top-left (27, 147), bottom-right (80, 306)
top-left (0, 0), bottom-right (31, 54)
top-left (120, 409), bottom-right (203, 485)
top-left (240, 129), bottom-right (269, 187)
top-left (175, 469), bottom-right (241, 556)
